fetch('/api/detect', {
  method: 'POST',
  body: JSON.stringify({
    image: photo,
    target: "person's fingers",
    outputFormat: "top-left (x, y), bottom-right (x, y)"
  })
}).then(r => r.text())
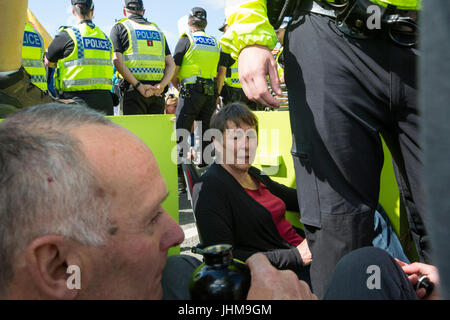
top-left (401, 262), bottom-right (424, 275)
top-left (408, 273), bottom-right (419, 285)
top-left (395, 258), bottom-right (407, 267)
top-left (268, 59), bottom-right (282, 96)
top-left (252, 74), bottom-right (280, 108)
top-left (415, 288), bottom-right (427, 299)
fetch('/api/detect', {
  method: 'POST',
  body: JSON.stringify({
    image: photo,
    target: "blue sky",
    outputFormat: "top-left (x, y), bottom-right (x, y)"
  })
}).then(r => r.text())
top-left (28, 0), bottom-right (226, 52)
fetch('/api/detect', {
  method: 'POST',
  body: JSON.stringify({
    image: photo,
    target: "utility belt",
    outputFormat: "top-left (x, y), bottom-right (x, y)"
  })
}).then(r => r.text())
top-left (179, 77), bottom-right (217, 97)
top-left (268, 0), bottom-right (419, 47)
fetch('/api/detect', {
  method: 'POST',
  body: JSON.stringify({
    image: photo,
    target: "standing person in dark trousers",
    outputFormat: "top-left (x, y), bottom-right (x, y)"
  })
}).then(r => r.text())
top-left (172, 7), bottom-right (220, 167)
top-left (111, 0), bottom-right (175, 115)
top-left (44, 0), bottom-right (114, 115)
top-left (421, 0), bottom-right (450, 300)
top-left (221, 0), bottom-right (426, 298)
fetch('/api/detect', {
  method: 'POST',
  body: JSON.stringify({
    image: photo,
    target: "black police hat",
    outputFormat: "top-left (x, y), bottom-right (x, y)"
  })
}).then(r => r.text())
top-left (190, 7), bottom-right (207, 21)
top-left (71, 0), bottom-right (94, 10)
top-left (218, 19), bottom-right (227, 32)
top-left (124, 0), bottom-right (144, 11)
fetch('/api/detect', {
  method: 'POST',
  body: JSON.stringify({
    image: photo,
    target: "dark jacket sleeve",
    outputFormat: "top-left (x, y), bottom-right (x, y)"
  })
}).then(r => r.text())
top-left (264, 248), bottom-right (304, 273)
top-left (173, 36), bottom-right (190, 66)
top-left (194, 180), bottom-right (235, 248)
top-left (46, 30), bottom-right (74, 62)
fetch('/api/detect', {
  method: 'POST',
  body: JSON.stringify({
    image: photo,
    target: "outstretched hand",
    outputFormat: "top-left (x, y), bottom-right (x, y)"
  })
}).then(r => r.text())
top-left (238, 45), bottom-right (282, 109)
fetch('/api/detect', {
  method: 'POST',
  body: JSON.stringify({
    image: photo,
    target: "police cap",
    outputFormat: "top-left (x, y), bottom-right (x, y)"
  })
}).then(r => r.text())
top-left (190, 7), bottom-right (207, 21)
top-left (125, 0), bottom-right (144, 11)
top-left (218, 19), bottom-right (227, 32)
top-left (71, 0), bottom-right (94, 10)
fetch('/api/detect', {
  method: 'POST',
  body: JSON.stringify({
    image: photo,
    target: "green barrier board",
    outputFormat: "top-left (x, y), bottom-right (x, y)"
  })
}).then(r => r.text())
top-left (110, 115), bottom-right (179, 255)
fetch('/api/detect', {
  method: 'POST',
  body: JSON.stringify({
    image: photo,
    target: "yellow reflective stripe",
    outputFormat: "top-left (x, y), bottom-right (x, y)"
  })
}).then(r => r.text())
top-left (123, 54), bottom-right (163, 61)
top-left (62, 78), bottom-right (113, 87)
top-left (63, 58), bottom-right (112, 68)
top-left (22, 58), bottom-right (45, 68)
top-left (191, 44), bottom-right (221, 53)
top-left (181, 75), bottom-right (199, 84)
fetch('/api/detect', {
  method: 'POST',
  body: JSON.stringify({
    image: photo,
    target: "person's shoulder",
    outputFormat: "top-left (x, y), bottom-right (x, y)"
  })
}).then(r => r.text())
top-left (200, 164), bottom-right (230, 187)
top-left (115, 17), bottom-right (128, 25)
top-left (56, 26), bottom-right (72, 34)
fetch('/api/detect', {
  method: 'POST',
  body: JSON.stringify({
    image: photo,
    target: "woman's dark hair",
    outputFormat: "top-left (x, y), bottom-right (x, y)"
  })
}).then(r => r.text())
top-left (210, 103), bottom-right (259, 134)
top-left (188, 16), bottom-right (207, 30)
top-left (73, 4), bottom-right (92, 18)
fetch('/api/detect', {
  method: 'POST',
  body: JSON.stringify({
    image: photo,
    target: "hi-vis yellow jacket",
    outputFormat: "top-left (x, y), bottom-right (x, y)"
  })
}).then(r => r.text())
top-left (221, 0), bottom-right (420, 60)
top-left (22, 21), bottom-right (48, 91)
top-left (177, 31), bottom-right (220, 84)
top-left (55, 23), bottom-right (113, 92)
top-left (116, 18), bottom-right (166, 81)
top-left (225, 59), bottom-right (242, 88)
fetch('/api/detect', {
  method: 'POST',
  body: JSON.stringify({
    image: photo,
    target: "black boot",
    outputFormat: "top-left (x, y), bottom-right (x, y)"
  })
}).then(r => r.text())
top-left (178, 165), bottom-right (187, 194)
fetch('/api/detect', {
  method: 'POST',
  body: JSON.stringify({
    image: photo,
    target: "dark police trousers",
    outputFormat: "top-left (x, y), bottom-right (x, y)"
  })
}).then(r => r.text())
top-left (285, 12), bottom-right (429, 298)
top-left (121, 81), bottom-right (165, 115)
top-left (61, 90), bottom-right (114, 115)
top-left (175, 84), bottom-right (217, 165)
top-left (221, 84), bottom-right (263, 111)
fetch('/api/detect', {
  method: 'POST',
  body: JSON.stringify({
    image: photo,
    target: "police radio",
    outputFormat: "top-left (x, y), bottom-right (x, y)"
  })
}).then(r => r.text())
top-left (267, 0), bottom-right (301, 29)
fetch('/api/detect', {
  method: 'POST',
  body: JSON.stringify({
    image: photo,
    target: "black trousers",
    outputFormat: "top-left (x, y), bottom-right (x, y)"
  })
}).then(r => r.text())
top-left (121, 86), bottom-right (165, 115)
top-left (61, 90), bottom-right (114, 115)
top-left (421, 0), bottom-right (450, 300)
top-left (324, 247), bottom-right (418, 300)
top-left (221, 84), bottom-right (264, 110)
top-left (285, 13), bottom-right (428, 298)
top-left (175, 86), bottom-right (217, 165)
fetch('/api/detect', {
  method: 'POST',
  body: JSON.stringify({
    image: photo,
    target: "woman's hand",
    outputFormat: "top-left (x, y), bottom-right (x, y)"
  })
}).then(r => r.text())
top-left (297, 239), bottom-right (312, 266)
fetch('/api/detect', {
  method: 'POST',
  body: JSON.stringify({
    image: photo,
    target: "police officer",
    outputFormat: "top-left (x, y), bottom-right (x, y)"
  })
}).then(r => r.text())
top-left (216, 22), bottom-right (261, 110)
top-left (44, 0), bottom-right (114, 115)
top-left (22, 21), bottom-right (48, 92)
top-left (110, 0), bottom-right (175, 115)
top-left (222, 0), bottom-right (425, 298)
top-left (173, 7), bottom-right (220, 167)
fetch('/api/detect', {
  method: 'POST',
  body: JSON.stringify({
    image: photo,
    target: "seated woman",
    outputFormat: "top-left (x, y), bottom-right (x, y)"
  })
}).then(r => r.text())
top-left (194, 103), bottom-right (311, 279)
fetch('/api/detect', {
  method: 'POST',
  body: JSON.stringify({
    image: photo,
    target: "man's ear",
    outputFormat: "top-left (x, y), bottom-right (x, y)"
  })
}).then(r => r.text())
top-left (123, 8), bottom-right (127, 17)
top-left (25, 236), bottom-right (81, 300)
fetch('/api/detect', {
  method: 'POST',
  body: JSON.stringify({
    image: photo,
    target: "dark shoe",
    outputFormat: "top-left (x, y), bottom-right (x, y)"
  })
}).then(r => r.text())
top-left (178, 165), bottom-right (187, 194)
top-left (178, 175), bottom-right (187, 194)
top-left (0, 66), bottom-right (53, 114)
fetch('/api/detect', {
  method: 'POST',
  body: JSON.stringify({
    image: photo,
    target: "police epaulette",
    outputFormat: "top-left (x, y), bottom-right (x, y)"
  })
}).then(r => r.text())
top-left (58, 26), bottom-right (70, 31)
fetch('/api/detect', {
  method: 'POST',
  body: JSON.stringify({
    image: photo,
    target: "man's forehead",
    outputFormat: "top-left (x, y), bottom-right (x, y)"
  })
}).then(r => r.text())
top-left (71, 124), bottom-right (157, 178)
